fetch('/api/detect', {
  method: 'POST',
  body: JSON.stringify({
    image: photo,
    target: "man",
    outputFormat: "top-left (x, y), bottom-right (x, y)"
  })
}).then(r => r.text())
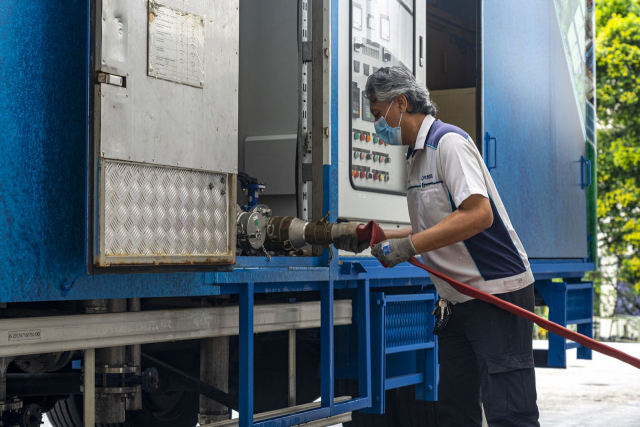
top-left (338, 67), bottom-right (540, 427)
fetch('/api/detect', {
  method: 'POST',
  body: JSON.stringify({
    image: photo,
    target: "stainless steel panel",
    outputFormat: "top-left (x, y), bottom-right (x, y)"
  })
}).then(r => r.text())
top-left (97, 0), bottom-right (238, 173)
top-left (98, 160), bottom-right (234, 266)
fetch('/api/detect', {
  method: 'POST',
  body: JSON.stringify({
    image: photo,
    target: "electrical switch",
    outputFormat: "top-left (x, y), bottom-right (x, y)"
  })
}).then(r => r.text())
top-left (373, 155), bottom-right (379, 162)
top-left (366, 135), bottom-right (371, 142)
top-left (352, 170), bottom-right (358, 178)
top-left (360, 152), bottom-right (366, 160)
top-left (360, 133), bottom-right (365, 141)
top-left (359, 171), bottom-right (366, 179)
top-left (379, 156), bottom-right (385, 163)
top-left (353, 151), bottom-right (359, 159)
top-left (354, 132), bottom-right (360, 140)
top-left (373, 136), bottom-right (379, 144)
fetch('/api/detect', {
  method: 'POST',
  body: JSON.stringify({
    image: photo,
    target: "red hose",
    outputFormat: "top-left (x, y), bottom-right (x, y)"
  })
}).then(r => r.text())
top-left (356, 220), bottom-right (640, 370)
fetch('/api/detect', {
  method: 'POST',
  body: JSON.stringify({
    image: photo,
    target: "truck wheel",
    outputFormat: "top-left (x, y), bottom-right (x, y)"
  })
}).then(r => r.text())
top-left (47, 390), bottom-right (198, 427)
top-left (47, 395), bottom-right (93, 427)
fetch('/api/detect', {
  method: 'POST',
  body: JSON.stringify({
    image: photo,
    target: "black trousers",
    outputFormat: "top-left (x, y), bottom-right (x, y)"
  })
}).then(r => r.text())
top-left (436, 284), bottom-right (540, 427)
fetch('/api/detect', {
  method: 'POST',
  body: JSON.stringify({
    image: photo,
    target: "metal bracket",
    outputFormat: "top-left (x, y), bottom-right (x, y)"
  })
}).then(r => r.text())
top-left (340, 261), bottom-right (368, 275)
top-left (302, 41), bottom-right (313, 63)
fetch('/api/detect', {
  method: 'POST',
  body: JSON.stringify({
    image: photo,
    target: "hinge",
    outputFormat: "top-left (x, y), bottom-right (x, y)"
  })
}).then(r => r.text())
top-left (97, 72), bottom-right (125, 87)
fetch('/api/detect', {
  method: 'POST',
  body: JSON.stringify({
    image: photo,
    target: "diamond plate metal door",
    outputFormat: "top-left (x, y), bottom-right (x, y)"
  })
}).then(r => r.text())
top-left (90, 0), bottom-right (239, 269)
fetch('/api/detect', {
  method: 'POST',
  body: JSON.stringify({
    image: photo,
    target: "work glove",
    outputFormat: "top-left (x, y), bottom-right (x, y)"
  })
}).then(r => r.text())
top-left (333, 234), bottom-right (370, 254)
top-left (371, 236), bottom-right (418, 267)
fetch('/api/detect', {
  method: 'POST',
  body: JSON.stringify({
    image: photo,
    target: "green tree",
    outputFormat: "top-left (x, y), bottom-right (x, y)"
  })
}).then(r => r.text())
top-left (596, 0), bottom-right (640, 296)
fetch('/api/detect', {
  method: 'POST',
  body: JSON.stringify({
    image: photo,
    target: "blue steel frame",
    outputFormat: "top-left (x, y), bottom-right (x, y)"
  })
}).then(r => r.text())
top-left (0, 0), bottom-right (595, 425)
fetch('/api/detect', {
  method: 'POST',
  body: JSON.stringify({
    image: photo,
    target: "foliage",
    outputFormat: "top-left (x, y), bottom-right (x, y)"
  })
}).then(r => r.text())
top-left (596, 0), bottom-right (640, 299)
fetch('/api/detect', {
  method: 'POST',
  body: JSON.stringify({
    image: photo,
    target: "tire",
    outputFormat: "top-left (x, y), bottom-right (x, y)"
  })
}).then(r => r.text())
top-left (47, 391), bottom-right (199, 427)
top-left (47, 395), bottom-right (84, 427)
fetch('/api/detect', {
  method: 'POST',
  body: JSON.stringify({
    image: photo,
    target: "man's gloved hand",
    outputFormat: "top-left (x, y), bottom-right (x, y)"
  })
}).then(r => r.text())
top-left (333, 235), bottom-right (370, 254)
top-left (371, 236), bottom-right (419, 267)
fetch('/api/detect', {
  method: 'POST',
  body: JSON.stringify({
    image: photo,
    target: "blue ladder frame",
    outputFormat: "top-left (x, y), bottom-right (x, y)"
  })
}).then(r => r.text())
top-left (238, 279), bottom-right (372, 427)
top-left (535, 279), bottom-right (594, 368)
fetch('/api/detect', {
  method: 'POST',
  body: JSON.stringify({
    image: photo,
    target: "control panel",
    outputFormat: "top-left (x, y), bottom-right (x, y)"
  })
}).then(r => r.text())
top-left (350, 0), bottom-right (415, 194)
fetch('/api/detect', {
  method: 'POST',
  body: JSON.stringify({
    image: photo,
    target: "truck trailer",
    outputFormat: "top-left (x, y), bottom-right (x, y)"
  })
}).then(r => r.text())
top-left (0, 0), bottom-right (596, 426)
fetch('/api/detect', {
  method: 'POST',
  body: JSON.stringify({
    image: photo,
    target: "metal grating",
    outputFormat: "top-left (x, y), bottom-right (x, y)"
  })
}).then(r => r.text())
top-left (102, 161), bottom-right (229, 258)
top-left (567, 287), bottom-right (593, 322)
top-left (385, 300), bottom-right (431, 349)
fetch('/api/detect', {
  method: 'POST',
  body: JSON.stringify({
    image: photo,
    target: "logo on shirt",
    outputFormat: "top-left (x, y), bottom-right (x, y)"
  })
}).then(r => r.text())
top-left (421, 174), bottom-right (434, 181)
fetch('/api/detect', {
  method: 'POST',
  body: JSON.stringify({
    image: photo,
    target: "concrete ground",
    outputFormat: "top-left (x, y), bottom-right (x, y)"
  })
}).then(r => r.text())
top-left (44, 342), bottom-right (640, 426)
top-left (536, 341), bottom-right (640, 427)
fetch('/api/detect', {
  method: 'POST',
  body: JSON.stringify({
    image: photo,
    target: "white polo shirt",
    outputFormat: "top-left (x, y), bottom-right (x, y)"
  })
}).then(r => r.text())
top-left (406, 115), bottom-right (534, 303)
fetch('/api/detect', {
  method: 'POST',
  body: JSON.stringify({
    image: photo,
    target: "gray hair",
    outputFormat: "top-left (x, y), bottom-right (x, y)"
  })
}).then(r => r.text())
top-left (364, 66), bottom-right (437, 116)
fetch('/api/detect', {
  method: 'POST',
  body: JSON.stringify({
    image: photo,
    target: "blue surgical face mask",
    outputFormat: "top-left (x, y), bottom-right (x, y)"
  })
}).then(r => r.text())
top-left (374, 101), bottom-right (403, 146)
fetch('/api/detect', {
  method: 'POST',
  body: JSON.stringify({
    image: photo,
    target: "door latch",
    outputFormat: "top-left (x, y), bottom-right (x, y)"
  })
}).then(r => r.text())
top-left (97, 72), bottom-right (125, 87)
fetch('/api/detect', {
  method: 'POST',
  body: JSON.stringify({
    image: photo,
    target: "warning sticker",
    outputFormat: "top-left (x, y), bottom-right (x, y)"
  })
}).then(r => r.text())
top-left (8, 330), bottom-right (41, 341)
top-left (148, 1), bottom-right (205, 88)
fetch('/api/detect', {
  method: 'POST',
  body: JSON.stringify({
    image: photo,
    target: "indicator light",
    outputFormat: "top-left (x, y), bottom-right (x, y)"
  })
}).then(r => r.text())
top-left (354, 132), bottom-right (360, 140)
